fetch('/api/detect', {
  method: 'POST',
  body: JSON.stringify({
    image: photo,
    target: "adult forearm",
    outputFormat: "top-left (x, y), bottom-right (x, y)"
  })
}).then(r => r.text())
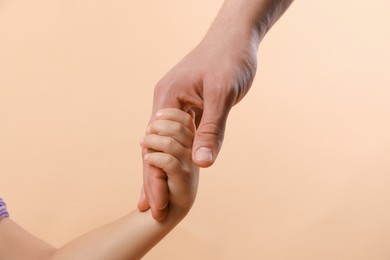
top-left (208, 0), bottom-right (294, 43)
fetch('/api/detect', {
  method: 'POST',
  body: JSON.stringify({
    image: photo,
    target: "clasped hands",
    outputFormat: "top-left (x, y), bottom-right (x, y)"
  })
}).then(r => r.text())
top-left (138, 25), bottom-right (259, 221)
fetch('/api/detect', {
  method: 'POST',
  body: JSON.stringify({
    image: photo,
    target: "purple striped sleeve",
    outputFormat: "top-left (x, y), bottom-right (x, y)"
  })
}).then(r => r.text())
top-left (0, 197), bottom-right (9, 219)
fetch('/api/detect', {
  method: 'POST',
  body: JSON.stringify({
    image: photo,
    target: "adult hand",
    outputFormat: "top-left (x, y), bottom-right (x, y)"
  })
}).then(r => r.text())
top-left (138, 0), bottom-right (294, 221)
top-left (138, 19), bottom-right (261, 221)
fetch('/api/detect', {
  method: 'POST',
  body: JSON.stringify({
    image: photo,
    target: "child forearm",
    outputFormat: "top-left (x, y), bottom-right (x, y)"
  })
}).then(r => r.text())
top-left (0, 218), bottom-right (55, 260)
top-left (50, 208), bottom-right (185, 260)
top-left (0, 209), bottom-right (185, 260)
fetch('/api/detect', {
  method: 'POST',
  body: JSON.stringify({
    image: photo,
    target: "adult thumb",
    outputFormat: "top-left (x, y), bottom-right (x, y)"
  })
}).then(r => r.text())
top-left (192, 89), bottom-right (233, 168)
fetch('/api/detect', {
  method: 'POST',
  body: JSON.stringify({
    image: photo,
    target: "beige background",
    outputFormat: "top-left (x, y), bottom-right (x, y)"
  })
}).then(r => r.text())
top-left (1, 1), bottom-right (390, 259)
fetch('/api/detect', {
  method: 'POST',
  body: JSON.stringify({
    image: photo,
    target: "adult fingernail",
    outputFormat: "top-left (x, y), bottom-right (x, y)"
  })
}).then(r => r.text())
top-left (195, 147), bottom-right (213, 162)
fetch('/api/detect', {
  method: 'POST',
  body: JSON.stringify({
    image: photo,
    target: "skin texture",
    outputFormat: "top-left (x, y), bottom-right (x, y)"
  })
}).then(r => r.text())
top-left (139, 0), bottom-right (295, 221)
top-left (0, 109), bottom-right (199, 260)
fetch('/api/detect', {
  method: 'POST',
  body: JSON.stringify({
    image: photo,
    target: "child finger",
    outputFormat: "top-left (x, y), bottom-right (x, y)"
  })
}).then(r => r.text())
top-left (155, 108), bottom-right (196, 134)
top-left (147, 164), bottom-right (169, 221)
top-left (141, 134), bottom-right (189, 159)
top-left (148, 120), bottom-right (194, 148)
top-left (144, 152), bottom-right (188, 180)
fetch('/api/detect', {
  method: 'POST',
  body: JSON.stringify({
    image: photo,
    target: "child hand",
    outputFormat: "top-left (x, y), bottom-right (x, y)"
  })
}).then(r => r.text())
top-left (140, 108), bottom-right (199, 220)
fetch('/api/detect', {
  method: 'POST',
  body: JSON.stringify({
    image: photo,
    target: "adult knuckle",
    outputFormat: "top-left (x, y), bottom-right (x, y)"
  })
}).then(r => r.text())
top-left (207, 78), bottom-right (237, 106)
top-left (198, 122), bottom-right (223, 137)
top-left (154, 79), bottom-right (167, 93)
top-left (153, 79), bottom-right (174, 105)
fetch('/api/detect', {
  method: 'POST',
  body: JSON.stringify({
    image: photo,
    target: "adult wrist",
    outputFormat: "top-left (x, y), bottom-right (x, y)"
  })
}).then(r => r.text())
top-left (207, 0), bottom-right (294, 45)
